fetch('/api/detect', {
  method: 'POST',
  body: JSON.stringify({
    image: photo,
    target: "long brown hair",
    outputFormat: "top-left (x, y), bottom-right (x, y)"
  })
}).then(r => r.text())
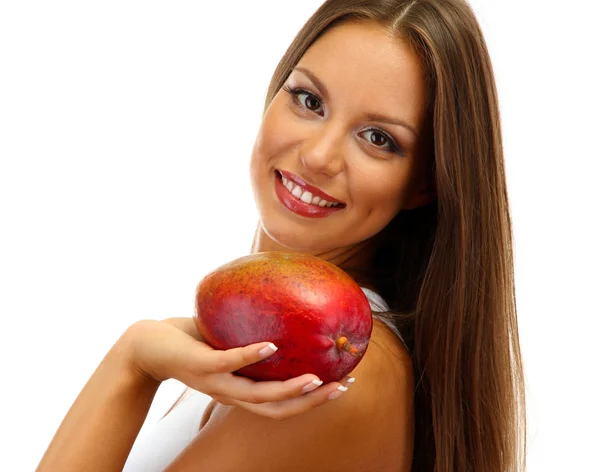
top-left (261, 1), bottom-right (527, 471)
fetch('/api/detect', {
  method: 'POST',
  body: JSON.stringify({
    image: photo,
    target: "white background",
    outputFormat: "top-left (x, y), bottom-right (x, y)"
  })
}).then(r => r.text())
top-left (1, 1), bottom-right (598, 470)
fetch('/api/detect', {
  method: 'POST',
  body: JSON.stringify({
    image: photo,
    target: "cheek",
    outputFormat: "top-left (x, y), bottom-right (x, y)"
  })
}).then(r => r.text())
top-left (372, 186), bottom-right (404, 216)
top-left (253, 98), bottom-right (295, 159)
top-left (250, 124), bottom-right (275, 180)
top-left (354, 169), bottom-right (411, 208)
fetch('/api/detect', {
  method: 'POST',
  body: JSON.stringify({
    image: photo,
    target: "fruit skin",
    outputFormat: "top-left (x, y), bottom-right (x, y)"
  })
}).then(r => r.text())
top-left (194, 251), bottom-right (373, 383)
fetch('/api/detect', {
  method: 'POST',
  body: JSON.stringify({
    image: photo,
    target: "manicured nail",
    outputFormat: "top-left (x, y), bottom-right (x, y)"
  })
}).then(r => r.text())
top-left (346, 377), bottom-right (355, 385)
top-left (258, 343), bottom-right (278, 357)
top-left (302, 379), bottom-right (323, 393)
top-left (328, 385), bottom-right (348, 400)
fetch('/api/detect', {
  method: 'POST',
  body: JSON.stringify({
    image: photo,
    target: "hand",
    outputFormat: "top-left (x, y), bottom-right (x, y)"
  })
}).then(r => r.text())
top-left (121, 317), bottom-right (355, 420)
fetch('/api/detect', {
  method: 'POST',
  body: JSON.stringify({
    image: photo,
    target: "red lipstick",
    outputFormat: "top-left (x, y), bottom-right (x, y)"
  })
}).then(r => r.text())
top-left (274, 171), bottom-right (345, 218)
top-left (277, 169), bottom-right (345, 205)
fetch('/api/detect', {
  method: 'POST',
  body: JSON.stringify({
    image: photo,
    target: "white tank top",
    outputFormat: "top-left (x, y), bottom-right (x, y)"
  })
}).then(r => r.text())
top-left (123, 287), bottom-right (406, 472)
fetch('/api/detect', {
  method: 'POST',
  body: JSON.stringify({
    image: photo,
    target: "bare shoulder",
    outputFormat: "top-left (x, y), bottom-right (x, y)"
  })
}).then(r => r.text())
top-left (370, 317), bottom-right (414, 382)
top-left (165, 319), bottom-right (415, 472)
top-left (366, 318), bottom-right (415, 461)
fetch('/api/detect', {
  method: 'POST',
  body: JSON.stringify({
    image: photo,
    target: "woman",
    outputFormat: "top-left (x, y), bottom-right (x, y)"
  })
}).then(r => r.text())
top-left (37, 0), bottom-right (527, 471)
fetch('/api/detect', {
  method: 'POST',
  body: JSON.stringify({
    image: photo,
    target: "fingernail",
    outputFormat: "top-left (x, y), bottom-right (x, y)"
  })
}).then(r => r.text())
top-left (258, 343), bottom-right (278, 357)
top-left (302, 379), bottom-right (323, 393)
top-left (328, 385), bottom-right (348, 400)
top-left (346, 377), bottom-right (356, 385)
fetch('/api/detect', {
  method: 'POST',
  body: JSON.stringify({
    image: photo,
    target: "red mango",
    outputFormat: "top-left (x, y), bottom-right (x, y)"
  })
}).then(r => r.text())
top-left (194, 251), bottom-right (373, 383)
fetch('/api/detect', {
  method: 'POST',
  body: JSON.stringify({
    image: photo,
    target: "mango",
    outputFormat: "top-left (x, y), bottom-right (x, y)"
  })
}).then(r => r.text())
top-left (193, 251), bottom-right (373, 383)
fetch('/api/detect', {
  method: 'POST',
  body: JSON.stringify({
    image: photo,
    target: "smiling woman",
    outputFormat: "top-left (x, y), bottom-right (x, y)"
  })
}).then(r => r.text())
top-left (250, 20), bottom-right (431, 256)
top-left (36, 1), bottom-right (526, 472)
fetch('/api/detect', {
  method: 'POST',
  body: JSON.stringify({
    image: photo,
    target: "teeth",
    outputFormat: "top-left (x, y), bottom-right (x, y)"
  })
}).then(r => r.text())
top-left (300, 191), bottom-right (313, 204)
top-left (280, 174), bottom-right (341, 208)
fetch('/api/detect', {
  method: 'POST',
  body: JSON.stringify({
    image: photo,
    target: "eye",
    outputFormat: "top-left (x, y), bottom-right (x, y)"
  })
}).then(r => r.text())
top-left (282, 85), bottom-right (324, 115)
top-left (281, 84), bottom-right (404, 156)
top-left (358, 128), bottom-right (403, 155)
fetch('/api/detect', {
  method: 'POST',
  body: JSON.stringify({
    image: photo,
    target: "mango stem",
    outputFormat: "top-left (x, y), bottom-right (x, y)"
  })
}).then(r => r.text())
top-left (335, 336), bottom-right (362, 358)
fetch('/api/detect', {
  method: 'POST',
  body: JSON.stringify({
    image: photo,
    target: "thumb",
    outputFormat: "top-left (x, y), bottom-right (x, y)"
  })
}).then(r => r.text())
top-left (197, 342), bottom-right (279, 374)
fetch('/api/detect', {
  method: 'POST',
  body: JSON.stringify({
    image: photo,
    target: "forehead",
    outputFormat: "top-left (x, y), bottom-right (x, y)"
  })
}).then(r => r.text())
top-left (294, 21), bottom-right (426, 133)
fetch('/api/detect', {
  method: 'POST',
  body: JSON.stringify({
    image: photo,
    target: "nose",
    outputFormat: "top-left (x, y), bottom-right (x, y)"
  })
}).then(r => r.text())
top-left (299, 121), bottom-right (345, 177)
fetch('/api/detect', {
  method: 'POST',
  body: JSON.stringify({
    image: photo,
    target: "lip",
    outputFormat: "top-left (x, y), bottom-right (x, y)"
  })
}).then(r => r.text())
top-left (277, 169), bottom-right (345, 205)
top-left (274, 171), bottom-right (345, 218)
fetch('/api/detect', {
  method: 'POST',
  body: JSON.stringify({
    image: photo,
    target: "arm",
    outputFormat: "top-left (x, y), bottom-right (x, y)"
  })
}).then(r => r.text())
top-left (36, 330), bottom-right (160, 472)
top-left (164, 321), bottom-right (415, 472)
top-left (36, 318), bottom-right (347, 472)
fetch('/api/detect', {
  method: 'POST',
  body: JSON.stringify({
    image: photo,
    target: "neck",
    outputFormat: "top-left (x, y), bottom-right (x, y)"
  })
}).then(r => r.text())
top-left (249, 221), bottom-right (378, 286)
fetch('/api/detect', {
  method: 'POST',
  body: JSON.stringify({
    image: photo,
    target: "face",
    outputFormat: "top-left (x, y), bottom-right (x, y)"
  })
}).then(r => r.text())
top-left (249, 21), bottom-right (433, 257)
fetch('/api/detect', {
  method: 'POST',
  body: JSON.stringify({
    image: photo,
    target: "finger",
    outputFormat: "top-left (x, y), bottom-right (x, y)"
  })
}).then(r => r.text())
top-left (341, 375), bottom-right (356, 389)
top-left (205, 372), bottom-right (324, 404)
top-left (198, 342), bottom-right (279, 374)
top-left (221, 380), bottom-right (349, 421)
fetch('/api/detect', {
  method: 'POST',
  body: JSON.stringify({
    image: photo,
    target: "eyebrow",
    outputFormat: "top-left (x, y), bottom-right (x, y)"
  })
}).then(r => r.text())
top-left (293, 66), bottom-right (419, 138)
